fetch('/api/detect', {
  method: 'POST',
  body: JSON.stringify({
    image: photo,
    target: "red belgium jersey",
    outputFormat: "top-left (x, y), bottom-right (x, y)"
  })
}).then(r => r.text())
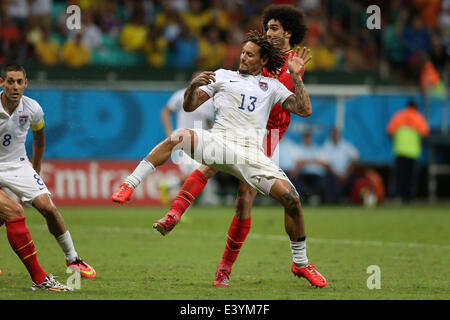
top-left (261, 49), bottom-right (305, 157)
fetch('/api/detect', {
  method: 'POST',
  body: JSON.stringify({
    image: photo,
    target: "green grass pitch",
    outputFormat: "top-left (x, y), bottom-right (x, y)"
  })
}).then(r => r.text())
top-left (0, 204), bottom-right (449, 300)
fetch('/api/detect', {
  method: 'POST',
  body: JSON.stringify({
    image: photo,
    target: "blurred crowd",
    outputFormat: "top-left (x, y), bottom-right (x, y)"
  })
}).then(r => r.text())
top-left (0, 0), bottom-right (449, 84)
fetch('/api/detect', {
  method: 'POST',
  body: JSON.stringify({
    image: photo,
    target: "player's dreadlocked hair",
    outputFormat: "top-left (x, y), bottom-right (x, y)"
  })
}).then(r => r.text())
top-left (244, 30), bottom-right (285, 75)
top-left (262, 4), bottom-right (308, 47)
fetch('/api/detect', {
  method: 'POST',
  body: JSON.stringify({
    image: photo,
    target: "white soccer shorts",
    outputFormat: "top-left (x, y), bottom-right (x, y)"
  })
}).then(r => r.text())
top-left (188, 129), bottom-right (293, 196)
top-left (0, 160), bottom-right (50, 203)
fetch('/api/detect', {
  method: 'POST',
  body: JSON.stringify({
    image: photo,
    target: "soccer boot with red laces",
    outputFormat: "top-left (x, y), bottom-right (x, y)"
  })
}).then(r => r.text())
top-left (291, 262), bottom-right (327, 287)
top-left (112, 183), bottom-right (134, 203)
top-left (66, 257), bottom-right (96, 278)
top-left (213, 263), bottom-right (231, 287)
top-left (152, 212), bottom-right (180, 236)
top-left (31, 274), bottom-right (73, 292)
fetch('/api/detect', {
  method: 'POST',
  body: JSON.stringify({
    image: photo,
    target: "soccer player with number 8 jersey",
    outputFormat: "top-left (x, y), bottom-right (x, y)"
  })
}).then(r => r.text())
top-left (0, 63), bottom-right (95, 290)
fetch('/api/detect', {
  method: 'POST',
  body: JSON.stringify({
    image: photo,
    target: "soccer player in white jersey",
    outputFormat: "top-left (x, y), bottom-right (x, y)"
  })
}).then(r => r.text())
top-left (112, 31), bottom-right (327, 287)
top-left (0, 63), bottom-right (96, 283)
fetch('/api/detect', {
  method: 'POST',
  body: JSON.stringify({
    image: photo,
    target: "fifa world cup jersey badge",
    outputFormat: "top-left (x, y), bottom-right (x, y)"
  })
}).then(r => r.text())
top-left (259, 81), bottom-right (268, 92)
top-left (19, 115), bottom-right (29, 126)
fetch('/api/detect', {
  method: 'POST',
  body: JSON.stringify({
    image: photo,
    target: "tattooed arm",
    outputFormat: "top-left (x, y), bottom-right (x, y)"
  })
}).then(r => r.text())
top-left (281, 47), bottom-right (312, 117)
top-left (282, 76), bottom-right (312, 117)
top-left (183, 71), bottom-right (215, 112)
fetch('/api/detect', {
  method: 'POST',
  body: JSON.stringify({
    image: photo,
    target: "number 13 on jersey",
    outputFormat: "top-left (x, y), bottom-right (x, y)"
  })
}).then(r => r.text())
top-left (238, 94), bottom-right (257, 112)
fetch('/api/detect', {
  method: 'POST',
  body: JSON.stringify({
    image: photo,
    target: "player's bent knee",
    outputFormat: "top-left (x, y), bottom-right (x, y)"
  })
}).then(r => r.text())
top-left (236, 185), bottom-right (256, 204)
top-left (1, 202), bottom-right (24, 222)
top-left (270, 180), bottom-right (301, 213)
top-left (32, 195), bottom-right (58, 217)
top-left (8, 202), bottom-right (24, 220)
top-left (199, 165), bottom-right (217, 179)
top-left (169, 129), bottom-right (196, 153)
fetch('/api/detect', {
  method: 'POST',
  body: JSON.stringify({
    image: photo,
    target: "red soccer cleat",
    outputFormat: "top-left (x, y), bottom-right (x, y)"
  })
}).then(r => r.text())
top-left (66, 257), bottom-right (96, 278)
top-left (152, 212), bottom-right (180, 236)
top-left (213, 263), bottom-right (231, 287)
top-left (112, 183), bottom-right (134, 203)
top-left (291, 262), bottom-right (327, 287)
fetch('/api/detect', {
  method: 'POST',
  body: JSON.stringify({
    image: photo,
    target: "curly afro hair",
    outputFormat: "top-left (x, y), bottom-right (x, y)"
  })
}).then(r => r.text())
top-left (262, 4), bottom-right (308, 47)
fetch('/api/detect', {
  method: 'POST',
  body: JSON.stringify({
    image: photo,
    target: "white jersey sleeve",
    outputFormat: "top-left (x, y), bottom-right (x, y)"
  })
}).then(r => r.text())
top-left (273, 79), bottom-right (294, 107)
top-left (29, 101), bottom-right (44, 131)
top-left (166, 89), bottom-right (185, 112)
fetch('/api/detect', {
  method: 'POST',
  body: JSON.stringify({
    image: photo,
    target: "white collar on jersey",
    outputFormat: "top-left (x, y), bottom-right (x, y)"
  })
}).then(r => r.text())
top-left (236, 71), bottom-right (263, 81)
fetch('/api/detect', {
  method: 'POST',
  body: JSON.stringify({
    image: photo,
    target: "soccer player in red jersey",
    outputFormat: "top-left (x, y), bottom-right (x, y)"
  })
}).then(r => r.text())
top-left (113, 5), bottom-right (326, 288)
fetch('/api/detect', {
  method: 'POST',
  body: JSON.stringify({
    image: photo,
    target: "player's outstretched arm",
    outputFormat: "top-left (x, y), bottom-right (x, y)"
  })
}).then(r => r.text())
top-left (183, 71), bottom-right (215, 112)
top-left (282, 47), bottom-right (312, 117)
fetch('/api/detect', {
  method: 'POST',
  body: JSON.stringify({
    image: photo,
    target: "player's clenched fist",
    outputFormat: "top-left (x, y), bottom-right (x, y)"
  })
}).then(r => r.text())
top-left (191, 71), bottom-right (216, 88)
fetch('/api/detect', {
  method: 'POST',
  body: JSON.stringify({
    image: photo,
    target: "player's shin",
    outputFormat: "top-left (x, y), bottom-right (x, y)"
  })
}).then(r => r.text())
top-left (56, 230), bottom-right (78, 263)
top-left (290, 236), bottom-right (308, 267)
top-left (124, 159), bottom-right (155, 189)
top-left (6, 217), bottom-right (48, 284)
top-left (220, 216), bottom-right (252, 267)
top-left (169, 169), bottom-right (208, 219)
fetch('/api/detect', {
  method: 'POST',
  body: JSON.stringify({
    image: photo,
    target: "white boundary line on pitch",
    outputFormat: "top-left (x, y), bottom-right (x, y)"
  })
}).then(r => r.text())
top-left (26, 223), bottom-right (450, 251)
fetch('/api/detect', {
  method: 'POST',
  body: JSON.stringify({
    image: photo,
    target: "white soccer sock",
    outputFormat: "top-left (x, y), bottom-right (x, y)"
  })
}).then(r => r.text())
top-left (290, 238), bottom-right (308, 267)
top-left (56, 231), bottom-right (78, 263)
top-left (125, 159), bottom-right (155, 189)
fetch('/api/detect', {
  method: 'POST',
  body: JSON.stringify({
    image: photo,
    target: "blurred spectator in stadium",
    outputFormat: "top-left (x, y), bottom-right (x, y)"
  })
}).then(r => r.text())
top-left (344, 37), bottom-right (366, 71)
top-left (321, 127), bottom-right (360, 202)
top-left (30, 0), bottom-right (53, 29)
top-left (207, 0), bottom-right (229, 31)
top-left (297, 0), bottom-right (321, 13)
top-left (0, 14), bottom-right (21, 63)
top-left (6, 0), bottom-right (29, 28)
top-left (98, 0), bottom-right (122, 37)
top-left (289, 130), bottom-right (329, 205)
top-left (34, 26), bottom-right (60, 65)
top-left (358, 27), bottom-right (379, 70)
top-left (420, 56), bottom-right (446, 99)
top-left (60, 31), bottom-right (91, 67)
top-left (308, 34), bottom-right (338, 71)
top-left (167, 21), bottom-right (198, 68)
top-left (440, 0), bottom-right (450, 34)
top-left (223, 23), bottom-right (244, 70)
top-left (25, 15), bottom-right (43, 48)
top-left (430, 32), bottom-right (449, 71)
top-left (144, 26), bottom-right (168, 68)
top-left (413, 0), bottom-right (442, 29)
top-left (81, 9), bottom-right (102, 50)
top-left (119, 6), bottom-right (148, 52)
top-left (278, 137), bottom-right (302, 179)
top-left (197, 24), bottom-right (226, 70)
top-left (387, 100), bottom-right (429, 204)
top-left (402, 13), bottom-right (431, 73)
top-left (383, 8), bottom-right (408, 81)
top-left (182, 0), bottom-right (210, 36)
top-left (154, 1), bottom-right (179, 31)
